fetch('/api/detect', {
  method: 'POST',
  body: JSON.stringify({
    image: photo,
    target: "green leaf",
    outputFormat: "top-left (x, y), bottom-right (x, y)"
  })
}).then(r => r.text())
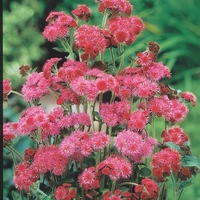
top-left (181, 155), bottom-right (200, 168)
top-left (176, 179), bottom-right (192, 191)
top-left (11, 191), bottom-right (20, 200)
top-left (138, 167), bottom-right (151, 177)
top-left (165, 142), bottom-right (181, 151)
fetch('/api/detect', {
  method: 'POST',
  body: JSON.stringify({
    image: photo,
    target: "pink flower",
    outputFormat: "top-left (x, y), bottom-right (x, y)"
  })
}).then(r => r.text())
top-left (108, 16), bottom-right (144, 45)
top-left (59, 130), bottom-right (108, 161)
top-left (72, 4), bottom-right (92, 22)
top-left (58, 59), bottom-right (89, 83)
top-left (32, 145), bottom-right (69, 176)
top-left (145, 62), bottom-right (171, 81)
top-left (21, 72), bottom-right (52, 101)
top-left (136, 51), bottom-right (154, 68)
top-left (14, 162), bottom-right (39, 191)
top-left (70, 77), bottom-right (98, 101)
top-left (43, 11), bottom-right (77, 42)
top-left (91, 131), bottom-right (110, 150)
top-left (181, 91), bottom-right (197, 106)
top-left (161, 126), bottom-right (188, 146)
top-left (114, 130), bottom-right (158, 163)
top-left (42, 57), bottom-right (61, 79)
top-left (56, 88), bottom-right (80, 105)
top-left (97, 155), bottom-right (132, 180)
top-left (96, 0), bottom-right (133, 15)
top-left (135, 178), bottom-right (159, 200)
top-left (3, 78), bottom-right (12, 100)
top-left (128, 110), bottom-right (149, 130)
top-left (17, 106), bottom-right (48, 135)
top-left (151, 148), bottom-right (181, 181)
top-left (3, 122), bottom-right (17, 147)
top-left (54, 183), bottom-right (76, 200)
top-left (100, 100), bottom-right (131, 127)
top-left (74, 25), bottom-right (107, 60)
top-left (78, 167), bottom-right (100, 190)
top-left (116, 74), bottom-right (159, 99)
top-left (148, 95), bottom-right (188, 123)
top-left (58, 112), bottom-right (91, 129)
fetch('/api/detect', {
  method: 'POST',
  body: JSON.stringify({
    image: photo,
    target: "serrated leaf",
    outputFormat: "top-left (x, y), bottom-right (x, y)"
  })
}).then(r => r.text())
top-left (181, 155), bottom-right (200, 168)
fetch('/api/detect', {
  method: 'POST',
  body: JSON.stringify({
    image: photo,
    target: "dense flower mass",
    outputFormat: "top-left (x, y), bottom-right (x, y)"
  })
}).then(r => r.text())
top-left (14, 162), bottom-right (39, 191)
top-left (3, 0), bottom-right (199, 199)
top-left (54, 183), bottom-right (76, 200)
top-left (161, 126), bottom-right (188, 146)
top-left (59, 130), bottom-right (109, 161)
top-left (151, 148), bottom-right (181, 181)
top-left (181, 91), bottom-right (197, 106)
top-left (79, 167), bottom-right (100, 190)
top-left (72, 4), bottom-right (92, 22)
top-left (134, 178), bottom-right (159, 200)
top-left (21, 72), bottom-right (52, 101)
top-left (74, 25), bottom-right (108, 60)
top-left (32, 145), bottom-right (69, 176)
top-left (96, 0), bottom-right (133, 15)
top-left (3, 78), bottom-right (12, 100)
top-left (108, 16), bottom-right (144, 45)
top-left (3, 122), bottom-right (17, 147)
top-left (115, 130), bottom-right (158, 163)
top-left (42, 11), bottom-right (77, 42)
top-left (97, 155), bottom-right (132, 180)
top-left (100, 100), bottom-right (131, 126)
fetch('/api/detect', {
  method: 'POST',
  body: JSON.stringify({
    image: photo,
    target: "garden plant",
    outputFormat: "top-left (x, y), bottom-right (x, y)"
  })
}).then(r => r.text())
top-left (3, 0), bottom-right (200, 199)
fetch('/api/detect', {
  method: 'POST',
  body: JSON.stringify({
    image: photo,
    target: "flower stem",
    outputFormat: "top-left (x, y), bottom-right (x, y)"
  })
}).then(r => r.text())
top-left (110, 47), bottom-right (116, 68)
top-left (6, 146), bottom-right (24, 162)
top-left (11, 90), bottom-right (24, 98)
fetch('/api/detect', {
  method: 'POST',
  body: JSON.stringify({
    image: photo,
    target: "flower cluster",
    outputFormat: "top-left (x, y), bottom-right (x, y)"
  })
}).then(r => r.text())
top-left (3, 0), bottom-right (199, 199)
top-left (151, 148), bottom-right (181, 181)
top-left (134, 178), bottom-right (159, 200)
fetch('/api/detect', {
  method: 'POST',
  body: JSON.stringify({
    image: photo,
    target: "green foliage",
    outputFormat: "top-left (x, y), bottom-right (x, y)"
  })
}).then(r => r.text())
top-left (3, 1), bottom-right (45, 89)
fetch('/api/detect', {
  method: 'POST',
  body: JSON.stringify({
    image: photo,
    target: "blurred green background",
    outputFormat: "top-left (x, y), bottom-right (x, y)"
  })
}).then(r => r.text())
top-left (3, 0), bottom-right (200, 199)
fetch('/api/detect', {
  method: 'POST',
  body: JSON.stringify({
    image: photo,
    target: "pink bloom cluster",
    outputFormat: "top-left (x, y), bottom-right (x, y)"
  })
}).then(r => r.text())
top-left (59, 130), bottom-right (109, 161)
top-left (43, 11), bottom-right (77, 42)
top-left (96, 0), bottom-right (133, 15)
top-left (32, 145), bottom-right (69, 176)
top-left (3, 122), bottom-right (17, 147)
top-left (128, 110), bottom-right (149, 130)
top-left (21, 72), bottom-right (52, 101)
top-left (148, 95), bottom-right (188, 123)
top-left (78, 167), bottom-right (100, 190)
top-left (72, 4), bottom-right (92, 22)
top-left (97, 155), bottom-right (132, 180)
top-left (115, 130), bottom-right (158, 163)
top-left (74, 25), bottom-right (108, 60)
top-left (181, 91), bottom-right (197, 106)
top-left (116, 72), bottom-right (159, 99)
top-left (13, 162), bottom-right (39, 191)
top-left (134, 178), bottom-right (159, 200)
top-left (3, 78), bottom-right (12, 100)
top-left (151, 148), bottom-right (181, 181)
top-left (108, 16), bottom-right (144, 45)
top-left (161, 126), bottom-right (188, 146)
top-left (54, 183), bottom-right (76, 200)
top-left (100, 100), bottom-right (131, 126)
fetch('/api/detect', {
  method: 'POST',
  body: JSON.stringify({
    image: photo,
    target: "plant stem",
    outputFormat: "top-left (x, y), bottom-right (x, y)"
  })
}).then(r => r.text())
top-left (11, 90), bottom-right (24, 98)
top-left (89, 102), bottom-right (95, 131)
top-left (110, 47), bottom-right (116, 68)
top-left (6, 146), bottom-right (24, 162)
